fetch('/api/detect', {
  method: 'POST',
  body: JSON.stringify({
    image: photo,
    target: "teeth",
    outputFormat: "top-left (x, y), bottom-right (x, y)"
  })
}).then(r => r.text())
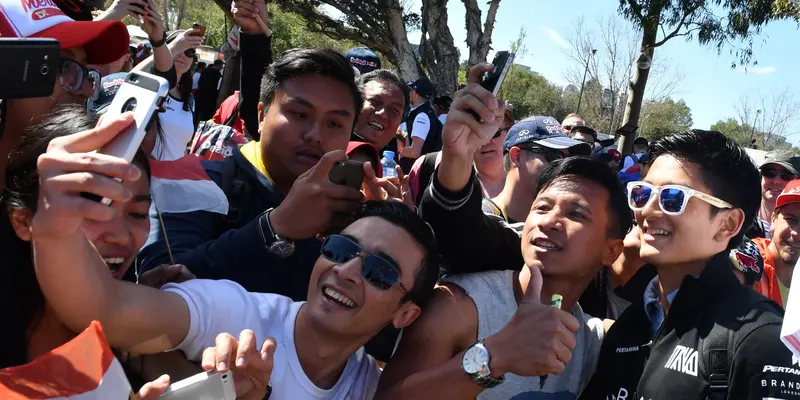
top-left (534, 239), bottom-right (557, 250)
top-left (324, 288), bottom-right (356, 308)
top-left (103, 257), bottom-right (125, 264)
top-left (649, 228), bottom-right (671, 236)
top-left (368, 122), bottom-right (385, 130)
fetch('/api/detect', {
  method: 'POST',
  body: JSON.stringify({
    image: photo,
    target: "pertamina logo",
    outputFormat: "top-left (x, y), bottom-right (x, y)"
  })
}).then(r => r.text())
top-left (664, 345), bottom-right (698, 377)
top-left (20, 0), bottom-right (64, 21)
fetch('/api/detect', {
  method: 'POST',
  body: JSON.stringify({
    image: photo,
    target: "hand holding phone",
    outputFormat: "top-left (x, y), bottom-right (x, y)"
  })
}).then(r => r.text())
top-left (329, 160), bottom-right (365, 190)
top-left (158, 371), bottom-right (235, 400)
top-left (190, 24), bottom-right (207, 38)
top-left (197, 330), bottom-right (278, 400)
top-left (0, 38), bottom-right (60, 100)
top-left (466, 50), bottom-right (515, 122)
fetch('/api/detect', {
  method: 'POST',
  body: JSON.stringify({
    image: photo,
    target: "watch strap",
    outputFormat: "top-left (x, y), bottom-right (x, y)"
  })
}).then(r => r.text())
top-left (466, 340), bottom-right (505, 388)
top-left (149, 32), bottom-right (166, 47)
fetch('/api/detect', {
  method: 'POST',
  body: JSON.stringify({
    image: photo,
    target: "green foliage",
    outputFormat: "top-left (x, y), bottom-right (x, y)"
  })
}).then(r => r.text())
top-left (711, 118), bottom-right (800, 152)
top-left (269, 4), bottom-right (359, 56)
top-left (638, 98), bottom-right (693, 140)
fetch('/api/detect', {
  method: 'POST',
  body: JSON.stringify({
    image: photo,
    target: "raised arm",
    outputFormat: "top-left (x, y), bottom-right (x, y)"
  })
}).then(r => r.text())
top-left (31, 113), bottom-right (190, 354)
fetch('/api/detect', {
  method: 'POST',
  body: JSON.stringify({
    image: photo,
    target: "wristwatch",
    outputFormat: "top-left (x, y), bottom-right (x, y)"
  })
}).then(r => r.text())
top-left (260, 208), bottom-right (295, 258)
top-left (149, 32), bottom-right (166, 48)
top-left (462, 340), bottom-right (504, 388)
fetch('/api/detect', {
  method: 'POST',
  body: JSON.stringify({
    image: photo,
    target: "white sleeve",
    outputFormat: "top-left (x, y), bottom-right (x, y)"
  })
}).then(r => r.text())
top-left (581, 316), bottom-right (606, 388)
top-left (162, 279), bottom-right (283, 361)
top-left (622, 155), bottom-right (636, 172)
top-left (438, 114), bottom-right (447, 125)
top-left (411, 113), bottom-right (431, 141)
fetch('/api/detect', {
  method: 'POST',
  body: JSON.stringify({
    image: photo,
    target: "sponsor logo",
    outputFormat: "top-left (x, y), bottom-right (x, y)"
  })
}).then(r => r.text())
top-left (616, 346), bottom-right (640, 353)
top-left (349, 57), bottom-right (378, 68)
top-left (21, 0), bottom-right (64, 20)
top-left (664, 345), bottom-right (698, 377)
top-left (605, 388), bottom-right (629, 400)
top-left (761, 377), bottom-right (800, 397)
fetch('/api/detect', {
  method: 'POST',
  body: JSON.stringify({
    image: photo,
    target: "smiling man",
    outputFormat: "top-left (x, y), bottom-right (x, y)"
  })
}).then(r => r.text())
top-left (747, 151), bottom-right (800, 239)
top-left (351, 70), bottom-right (409, 154)
top-left (579, 130), bottom-right (795, 400)
top-left (754, 179), bottom-right (800, 307)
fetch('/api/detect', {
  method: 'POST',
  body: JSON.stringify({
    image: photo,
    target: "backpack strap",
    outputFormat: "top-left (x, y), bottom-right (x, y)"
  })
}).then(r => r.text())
top-left (415, 152), bottom-right (439, 206)
top-left (214, 158), bottom-right (251, 233)
top-left (223, 103), bottom-right (240, 127)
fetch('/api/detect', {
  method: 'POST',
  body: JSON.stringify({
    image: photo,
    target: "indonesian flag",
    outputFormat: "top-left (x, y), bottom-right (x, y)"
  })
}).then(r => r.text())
top-left (149, 156), bottom-right (230, 215)
top-left (0, 321), bottom-right (135, 399)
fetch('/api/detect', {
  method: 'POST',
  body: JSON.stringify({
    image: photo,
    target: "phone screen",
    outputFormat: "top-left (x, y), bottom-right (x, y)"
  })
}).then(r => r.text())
top-left (481, 51), bottom-right (516, 96)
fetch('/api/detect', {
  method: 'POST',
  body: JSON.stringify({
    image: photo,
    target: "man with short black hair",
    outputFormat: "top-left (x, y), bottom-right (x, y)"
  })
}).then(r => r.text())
top-left (197, 59), bottom-right (224, 120)
top-left (580, 130), bottom-right (795, 400)
top-left (351, 70), bottom-right (409, 153)
top-left (620, 136), bottom-right (649, 173)
top-left (399, 78), bottom-right (442, 168)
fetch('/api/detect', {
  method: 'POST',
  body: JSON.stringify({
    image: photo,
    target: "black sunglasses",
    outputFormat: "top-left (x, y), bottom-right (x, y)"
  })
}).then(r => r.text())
top-left (59, 58), bottom-right (101, 100)
top-left (493, 128), bottom-right (509, 139)
top-left (562, 124), bottom-right (574, 131)
top-left (320, 235), bottom-right (408, 292)
top-left (520, 146), bottom-right (565, 162)
top-left (762, 168), bottom-right (794, 181)
top-left (184, 48), bottom-right (196, 58)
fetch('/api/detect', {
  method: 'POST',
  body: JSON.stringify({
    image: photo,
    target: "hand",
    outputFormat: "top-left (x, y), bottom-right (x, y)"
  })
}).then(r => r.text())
top-left (269, 151), bottom-right (363, 240)
top-left (232, 0), bottom-right (269, 35)
top-left (442, 64), bottom-right (506, 161)
top-left (167, 29), bottom-right (204, 55)
top-left (201, 330), bottom-right (276, 400)
top-left (138, 264), bottom-right (196, 288)
top-left (31, 114), bottom-right (141, 240)
top-left (362, 163), bottom-right (414, 210)
top-left (141, 3), bottom-right (164, 42)
top-left (136, 374), bottom-right (170, 399)
top-left (483, 265), bottom-right (580, 377)
top-left (96, 0), bottom-right (149, 21)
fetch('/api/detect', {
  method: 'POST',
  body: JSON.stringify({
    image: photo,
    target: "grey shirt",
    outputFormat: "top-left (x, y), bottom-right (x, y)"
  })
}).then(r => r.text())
top-left (445, 270), bottom-right (605, 400)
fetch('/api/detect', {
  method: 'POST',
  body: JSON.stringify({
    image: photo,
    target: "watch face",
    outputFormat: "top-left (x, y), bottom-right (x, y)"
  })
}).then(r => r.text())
top-left (462, 344), bottom-right (486, 374)
top-left (270, 241), bottom-right (295, 258)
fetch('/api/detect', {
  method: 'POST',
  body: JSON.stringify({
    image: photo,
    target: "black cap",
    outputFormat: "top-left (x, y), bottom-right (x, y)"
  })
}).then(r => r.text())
top-left (409, 78), bottom-right (435, 99)
top-left (729, 237), bottom-right (764, 285)
top-left (760, 150), bottom-right (800, 177)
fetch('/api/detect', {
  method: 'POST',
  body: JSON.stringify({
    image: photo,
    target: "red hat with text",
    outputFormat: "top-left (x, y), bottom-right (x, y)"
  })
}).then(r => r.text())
top-left (776, 179), bottom-right (800, 209)
top-left (0, 0), bottom-right (129, 65)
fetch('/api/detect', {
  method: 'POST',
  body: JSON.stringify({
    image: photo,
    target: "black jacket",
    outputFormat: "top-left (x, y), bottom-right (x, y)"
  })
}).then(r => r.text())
top-left (578, 252), bottom-right (794, 400)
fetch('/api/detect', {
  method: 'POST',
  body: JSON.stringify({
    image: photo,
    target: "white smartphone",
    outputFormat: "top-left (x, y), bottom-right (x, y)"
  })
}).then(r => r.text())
top-left (158, 371), bottom-right (235, 400)
top-left (95, 71), bottom-right (168, 205)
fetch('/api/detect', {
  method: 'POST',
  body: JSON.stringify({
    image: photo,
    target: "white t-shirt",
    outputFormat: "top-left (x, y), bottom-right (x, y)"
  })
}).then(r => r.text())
top-left (192, 72), bottom-right (201, 90)
top-left (152, 94), bottom-right (194, 161)
top-left (164, 280), bottom-right (380, 400)
top-left (409, 104), bottom-right (431, 141)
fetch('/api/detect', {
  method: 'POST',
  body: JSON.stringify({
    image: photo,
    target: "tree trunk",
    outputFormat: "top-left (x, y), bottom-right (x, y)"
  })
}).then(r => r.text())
top-left (161, 0), bottom-right (171, 31)
top-left (617, 9), bottom-right (659, 156)
top-left (175, 0), bottom-right (187, 28)
top-left (386, 0), bottom-right (421, 81)
top-left (463, 0), bottom-right (500, 67)
top-left (420, 0), bottom-right (459, 95)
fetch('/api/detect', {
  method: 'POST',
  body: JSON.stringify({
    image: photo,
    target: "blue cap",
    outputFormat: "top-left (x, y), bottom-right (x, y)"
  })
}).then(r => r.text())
top-left (408, 78), bottom-right (435, 99)
top-left (504, 116), bottom-right (591, 154)
top-left (345, 47), bottom-right (381, 74)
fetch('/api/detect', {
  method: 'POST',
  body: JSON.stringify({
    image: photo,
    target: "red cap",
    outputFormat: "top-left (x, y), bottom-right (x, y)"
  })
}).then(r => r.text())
top-left (346, 142), bottom-right (381, 178)
top-left (0, 0), bottom-right (129, 65)
top-left (776, 179), bottom-right (800, 209)
top-left (607, 149), bottom-right (622, 161)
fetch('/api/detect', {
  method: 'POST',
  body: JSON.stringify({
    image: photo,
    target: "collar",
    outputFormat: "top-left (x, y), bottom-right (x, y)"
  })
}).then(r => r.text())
top-left (643, 276), bottom-right (679, 336)
top-left (409, 102), bottom-right (427, 112)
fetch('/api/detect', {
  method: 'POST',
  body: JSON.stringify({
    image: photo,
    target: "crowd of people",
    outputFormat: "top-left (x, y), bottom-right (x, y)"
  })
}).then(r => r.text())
top-left (1, 0), bottom-right (800, 399)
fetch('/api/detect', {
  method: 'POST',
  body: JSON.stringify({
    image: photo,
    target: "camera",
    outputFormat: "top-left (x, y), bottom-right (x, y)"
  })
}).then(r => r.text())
top-left (0, 38), bottom-right (60, 100)
top-left (122, 98), bottom-right (138, 113)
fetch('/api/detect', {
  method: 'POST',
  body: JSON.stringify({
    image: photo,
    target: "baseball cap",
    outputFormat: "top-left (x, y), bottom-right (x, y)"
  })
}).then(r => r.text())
top-left (570, 125), bottom-right (597, 140)
top-left (775, 179), bottom-right (800, 209)
top-left (433, 96), bottom-right (452, 109)
top-left (504, 116), bottom-right (592, 154)
top-left (346, 141), bottom-right (381, 177)
top-left (0, 1), bottom-right (129, 65)
top-left (729, 236), bottom-right (763, 284)
top-left (86, 73), bottom-right (126, 115)
top-left (760, 150), bottom-right (800, 177)
top-left (408, 78), bottom-right (435, 99)
top-left (345, 47), bottom-right (381, 74)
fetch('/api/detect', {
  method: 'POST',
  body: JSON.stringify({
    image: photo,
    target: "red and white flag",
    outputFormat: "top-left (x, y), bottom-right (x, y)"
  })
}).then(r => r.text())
top-left (0, 321), bottom-right (135, 399)
top-left (149, 156), bottom-right (230, 215)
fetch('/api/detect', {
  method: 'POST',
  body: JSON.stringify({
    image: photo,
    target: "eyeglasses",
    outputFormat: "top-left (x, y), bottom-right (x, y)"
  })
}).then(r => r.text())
top-left (562, 125), bottom-right (573, 131)
top-left (762, 168), bottom-right (794, 181)
top-left (520, 146), bottom-right (566, 163)
top-left (626, 181), bottom-right (733, 216)
top-left (184, 48), bottom-right (196, 58)
top-left (59, 58), bottom-right (101, 100)
top-left (320, 234), bottom-right (408, 292)
top-left (493, 128), bottom-right (509, 139)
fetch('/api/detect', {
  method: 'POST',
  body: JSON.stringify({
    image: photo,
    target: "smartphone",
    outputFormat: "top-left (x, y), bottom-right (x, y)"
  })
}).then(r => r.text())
top-left (131, 0), bottom-right (147, 14)
top-left (94, 71), bottom-right (169, 205)
top-left (329, 160), bottom-right (365, 190)
top-left (190, 24), bottom-right (207, 38)
top-left (158, 371), bottom-right (235, 400)
top-left (0, 38), bottom-right (60, 100)
top-left (481, 51), bottom-right (516, 96)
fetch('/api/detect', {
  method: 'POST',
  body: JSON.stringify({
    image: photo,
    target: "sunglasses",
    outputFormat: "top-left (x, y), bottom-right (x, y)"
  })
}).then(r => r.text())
top-left (320, 234), bottom-right (408, 292)
top-left (184, 48), bottom-right (196, 58)
top-left (626, 181), bottom-right (733, 216)
top-left (59, 58), bottom-right (101, 100)
top-left (520, 146), bottom-right (566, 163)
top-left (493, 128), bottom-right (509, 139)
top-left (562, 125), bottom-right (574, 131)
top-left (762, 168), bottom-right (794, 181)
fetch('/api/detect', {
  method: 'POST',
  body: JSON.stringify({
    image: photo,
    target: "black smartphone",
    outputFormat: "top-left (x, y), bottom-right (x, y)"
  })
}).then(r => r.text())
top-left (0, 38), bottom-right (60, 100)
top-left (329, 160), bottom-right (365, 190)
top-left (131, 0), bottom-right (147, 14)
top-left (481, 51), bottom-right (516, 96)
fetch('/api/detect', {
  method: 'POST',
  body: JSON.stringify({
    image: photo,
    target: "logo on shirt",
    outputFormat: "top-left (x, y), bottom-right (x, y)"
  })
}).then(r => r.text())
top-left (664, 345), bottom-right (698, 377)
top-left (615, 346), bottom-right (641, 353)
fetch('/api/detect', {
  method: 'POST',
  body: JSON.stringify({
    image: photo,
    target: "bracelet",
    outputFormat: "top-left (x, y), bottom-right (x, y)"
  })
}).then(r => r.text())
top-left (149, 32), bottom-right (166, 47)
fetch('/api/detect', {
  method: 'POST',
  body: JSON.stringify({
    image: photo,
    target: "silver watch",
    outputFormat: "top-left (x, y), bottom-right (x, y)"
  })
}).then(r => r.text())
top-left (462, 340), bottom-right (504, 388)
top-left (262, 208), bottom-right (295, 258)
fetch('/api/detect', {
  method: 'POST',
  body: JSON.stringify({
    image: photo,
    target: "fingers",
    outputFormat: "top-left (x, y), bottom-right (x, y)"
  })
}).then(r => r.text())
top-left (233, 0), bottom-right (260, 17)
top-left (214, 333), bottom-right (237, 372)
top-left (559, 311), bottom-right (581, 334)
top-left (48, 113), bottom-right (136, 154)
top-left (38, 150), bottom-right (141, 182)
top-left (261, 336), bottom-right (277, 362)
top-left (47, 172), bottom-right (131, 202)
top-left (136, 374), bottom-right (170, 400)
top-left (467, 63), bottom-right (493, 84)
top-left (457, 92), bottom-right (497, 123)
top-left (235, 329), bottom-right (257, 368)
top-left (521, 265), bottom-right (544, 303)
top-left (310, 150), bottom-right (348, 179)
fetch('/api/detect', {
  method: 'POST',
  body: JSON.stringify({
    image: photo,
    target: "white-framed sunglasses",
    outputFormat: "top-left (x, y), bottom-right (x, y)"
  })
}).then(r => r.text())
top-left (626, 181), bottom-right (733, 216)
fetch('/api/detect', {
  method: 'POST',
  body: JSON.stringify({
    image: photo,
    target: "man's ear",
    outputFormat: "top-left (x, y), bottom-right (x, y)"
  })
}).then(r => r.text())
top-left (714, 208), bottom-right (745, 245)
top-left (257, 103), bottom-right (266, 137)
top-left (508, 146), bottom-right (523, 168)
top-left (392, 303), bottom-right (421, 329)
top-left (602, 238), bottom-right (624, 268)
top-left (9, 209), bottom-right (34, 242)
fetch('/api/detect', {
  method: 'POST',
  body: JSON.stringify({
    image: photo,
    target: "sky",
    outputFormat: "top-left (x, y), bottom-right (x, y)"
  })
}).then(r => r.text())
top-left (395, 0), bottom-right (800, 143)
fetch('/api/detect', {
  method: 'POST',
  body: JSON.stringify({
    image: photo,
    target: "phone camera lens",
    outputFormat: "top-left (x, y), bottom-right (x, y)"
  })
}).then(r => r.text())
top-left (40, 65), bottom-right (49, 76)
top-left (122, 98), bottom-right (138, 113)
top-left (222, 374), bottom-right (228, 379)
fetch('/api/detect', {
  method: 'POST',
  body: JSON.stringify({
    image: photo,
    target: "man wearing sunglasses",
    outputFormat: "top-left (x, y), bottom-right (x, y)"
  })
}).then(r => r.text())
top-left (561, 113), bottom-right (585, 133)
top-left (31, 147), bottom-right (440, 400)
top-left (746, 151), bottom-right (800, 239)
top-left (0, 1), bottom-right (129, 191)
top-left (580, 130), bottom-right (795, 400)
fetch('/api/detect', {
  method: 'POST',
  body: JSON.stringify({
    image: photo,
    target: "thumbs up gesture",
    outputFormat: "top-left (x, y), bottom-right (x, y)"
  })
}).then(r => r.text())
top-left (483, 266), bottom-right (580, 377)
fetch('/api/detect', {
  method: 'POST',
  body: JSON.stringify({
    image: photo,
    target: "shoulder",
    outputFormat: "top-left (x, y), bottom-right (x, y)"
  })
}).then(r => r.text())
top-left (405, 284), bottom-right (477, 344)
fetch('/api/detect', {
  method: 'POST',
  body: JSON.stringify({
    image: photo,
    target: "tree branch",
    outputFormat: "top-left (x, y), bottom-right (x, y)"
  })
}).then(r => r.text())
top-left (653, 1), bottom-right (704, 47)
